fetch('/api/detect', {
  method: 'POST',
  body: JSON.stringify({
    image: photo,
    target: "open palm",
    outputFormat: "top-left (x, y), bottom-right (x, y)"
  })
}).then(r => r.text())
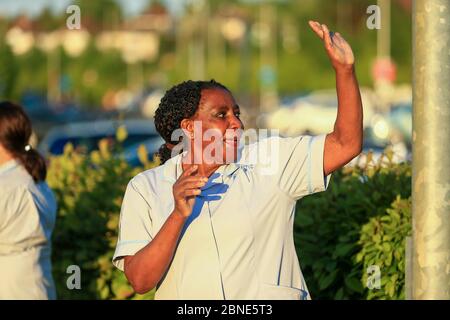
top-left (308, 20), bottom-right (355, 70)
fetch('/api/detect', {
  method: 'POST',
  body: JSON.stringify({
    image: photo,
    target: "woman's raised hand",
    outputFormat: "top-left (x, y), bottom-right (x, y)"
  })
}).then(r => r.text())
top-left (308, 20), bottom-right (355, 71)
top-left (172, 165), bottom-right (208, 218)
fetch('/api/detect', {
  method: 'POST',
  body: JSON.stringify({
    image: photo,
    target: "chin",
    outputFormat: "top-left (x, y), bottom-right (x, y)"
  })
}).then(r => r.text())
top-left (223, 145), bottom-right (239, 164)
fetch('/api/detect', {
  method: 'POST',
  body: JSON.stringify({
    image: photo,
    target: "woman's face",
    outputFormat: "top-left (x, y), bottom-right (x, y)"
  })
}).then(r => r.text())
top-left (185, 88), bottom-right (243, 164)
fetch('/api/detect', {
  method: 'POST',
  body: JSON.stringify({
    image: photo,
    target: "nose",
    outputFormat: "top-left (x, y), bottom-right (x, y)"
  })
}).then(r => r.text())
top-left (229, 114), bottom-right (243, 131)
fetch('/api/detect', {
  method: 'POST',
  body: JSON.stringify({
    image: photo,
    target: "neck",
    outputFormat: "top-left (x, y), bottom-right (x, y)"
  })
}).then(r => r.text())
top-left (0, 149), bottom-right (14, 166)
top-left (181, 151), bottom-right (221, 178)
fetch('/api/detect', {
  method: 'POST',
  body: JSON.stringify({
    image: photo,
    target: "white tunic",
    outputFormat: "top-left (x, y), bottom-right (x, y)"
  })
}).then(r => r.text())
top-left (0, 159), bottom-right (57, 300)
top-left (113, 134), bottom-right (331, 300)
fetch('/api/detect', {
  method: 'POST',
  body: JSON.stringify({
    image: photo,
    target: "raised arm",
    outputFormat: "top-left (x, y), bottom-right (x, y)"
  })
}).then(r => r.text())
top-left (308, 21), bottom-right (363, 176)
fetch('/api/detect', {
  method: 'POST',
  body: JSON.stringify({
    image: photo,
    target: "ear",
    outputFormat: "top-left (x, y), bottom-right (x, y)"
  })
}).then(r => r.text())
top-left (180, 118), bottom-right (193, 138)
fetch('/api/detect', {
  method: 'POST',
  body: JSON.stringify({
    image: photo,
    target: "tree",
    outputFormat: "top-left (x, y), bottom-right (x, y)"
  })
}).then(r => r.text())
top-left (74, 0), bottom-right (124, 32)
top-left (0, 44), bottom-right (18, 99)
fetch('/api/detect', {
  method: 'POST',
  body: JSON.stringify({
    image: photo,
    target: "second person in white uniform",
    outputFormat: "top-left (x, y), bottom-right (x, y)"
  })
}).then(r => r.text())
top-left (0, 101), bottom-right (57, 300)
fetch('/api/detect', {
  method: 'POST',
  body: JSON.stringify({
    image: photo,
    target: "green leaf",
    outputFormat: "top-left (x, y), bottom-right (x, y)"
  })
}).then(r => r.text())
top-left (372, 234), bottom-right (381, 243)
top-left (297, 213), bottom-right (314, 226)
top-left (319, 270), bottom-right (339, 290)
top-left (382, 242), bottom-right (392, 252)
top-left (334, 287), bottom-right (345, 300)
top-left (385, 281), bottom-right (395, 298)
top-left (385, 252), bottom-right (393, 266)
top-left (335, 243), bottom-right (354, 257)
top-left (345, 276), bottom-right (364, 294)
top-left (325, 261), bottom-right (337, 272)
top-left (116, 125), bottom-right (128, 142)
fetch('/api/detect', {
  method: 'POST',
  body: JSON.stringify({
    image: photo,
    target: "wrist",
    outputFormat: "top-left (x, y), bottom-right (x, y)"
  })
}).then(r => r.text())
top-left (334, 64), bottom-right (355, 75)
top-left (171, 209), bottom-right (189, 221)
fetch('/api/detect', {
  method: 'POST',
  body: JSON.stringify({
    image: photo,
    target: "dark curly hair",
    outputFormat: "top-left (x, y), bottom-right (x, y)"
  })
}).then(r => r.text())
top-left (154, 79), bottom-right (230, 164)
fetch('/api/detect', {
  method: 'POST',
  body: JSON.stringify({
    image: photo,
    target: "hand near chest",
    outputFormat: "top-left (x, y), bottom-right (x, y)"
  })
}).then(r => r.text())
top-left (172, 165), bottom-right (208, 218)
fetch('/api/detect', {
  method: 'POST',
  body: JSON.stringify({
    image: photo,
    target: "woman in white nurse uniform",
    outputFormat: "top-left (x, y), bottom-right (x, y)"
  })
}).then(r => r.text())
top-left (113, 21), bottom-right (363, 299)
top-left (0, 102), bottom-right (57, 300)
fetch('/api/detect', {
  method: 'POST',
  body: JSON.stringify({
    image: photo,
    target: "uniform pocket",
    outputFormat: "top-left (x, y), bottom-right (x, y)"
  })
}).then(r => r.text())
top-left (259, 283), bottom-right (309, 300)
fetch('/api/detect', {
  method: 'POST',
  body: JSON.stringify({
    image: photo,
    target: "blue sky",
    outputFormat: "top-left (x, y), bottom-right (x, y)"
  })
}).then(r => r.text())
top-left (0, 0), bottom-right (184, 17)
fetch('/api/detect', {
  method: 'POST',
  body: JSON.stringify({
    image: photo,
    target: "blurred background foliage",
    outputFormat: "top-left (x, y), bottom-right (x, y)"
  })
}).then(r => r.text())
top-left (1, 0), bottom-right (413, 163)
top-left (295, 151), bottom-right (411, 300)
top-left (0, 0), bottom-right (411, 107)
top-left (47, 132), bottom-right (158, 299)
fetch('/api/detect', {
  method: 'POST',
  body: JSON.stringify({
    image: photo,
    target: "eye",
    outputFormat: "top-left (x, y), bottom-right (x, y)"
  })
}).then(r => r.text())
top-left (234, 111), bottom-right (241, 118)
top-left (216, 112), bottom-right (226, 118)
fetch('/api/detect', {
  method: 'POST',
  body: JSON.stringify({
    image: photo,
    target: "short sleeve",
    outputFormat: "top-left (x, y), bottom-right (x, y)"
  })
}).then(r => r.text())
top-left (112, 178), bottom-right (154, 271)
top-left (276, 134), bottom-right (331, 200)
top-left (0, 189), bottom-right (16, 231)
top-left (0, 186), bottom-right (47, 252)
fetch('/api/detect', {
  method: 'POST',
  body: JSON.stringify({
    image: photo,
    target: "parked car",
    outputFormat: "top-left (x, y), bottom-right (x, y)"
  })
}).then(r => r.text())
top-left (259, 88), bottom-right (376, 136)
top-left (38, 119), bottom-right (164, 166)
top-left (364, 102), bottom-right (411, 151)
top-left (388, 102), bottom-right (412, 146)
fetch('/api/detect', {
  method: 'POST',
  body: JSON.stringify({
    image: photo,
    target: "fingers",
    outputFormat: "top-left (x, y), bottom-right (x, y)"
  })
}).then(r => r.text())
top-left (173, 175), bottom-right (208, 200)
top-left (333, 32), bottom-right (343, 42)
top-left (321, 24), bottom-right (333, 50)
top-left (180, 178), bottom-right (208, 190)
top-left (180, 164), bottom-right (199, 178)
top-left (308, 20), bottom-right (337, 50)
top-left (184, 189), bottom-right (202, 197)
top-left (177, 175), bottom-right (208, 190)
top-left (308, 20), bottom-right (324, 39)
top-left (174, 187), bottom-right (202, 201)
top-left (176, 181), bottom-right (204, 199)
top-left (180, 176), bottom-right (208, 184)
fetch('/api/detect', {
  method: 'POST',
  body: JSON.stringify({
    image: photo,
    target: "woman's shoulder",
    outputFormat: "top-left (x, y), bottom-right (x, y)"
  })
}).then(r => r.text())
top-left (0, 162), bottom-right (34, 194)
top-left (238, 134), bottom-right (300, 164)
top-left (0, 163), bottom-right (56, 214)
top-left (126, 164), bottom-right (167, 197)
top-left (131, 164), bottom-right (165, 183)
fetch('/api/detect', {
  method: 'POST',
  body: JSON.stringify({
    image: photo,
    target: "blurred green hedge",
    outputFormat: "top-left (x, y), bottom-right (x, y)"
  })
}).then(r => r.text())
top-left (47, 132), bottom-right (158, 299)
top-left (47, 138), bottom-right (411, 300)
top-left (294, 150), bottom-right (411, 299)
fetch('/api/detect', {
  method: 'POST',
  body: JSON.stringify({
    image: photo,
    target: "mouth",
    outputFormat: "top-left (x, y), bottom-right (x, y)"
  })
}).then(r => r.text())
top-left (223, 137), bottom-right (239, 147)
